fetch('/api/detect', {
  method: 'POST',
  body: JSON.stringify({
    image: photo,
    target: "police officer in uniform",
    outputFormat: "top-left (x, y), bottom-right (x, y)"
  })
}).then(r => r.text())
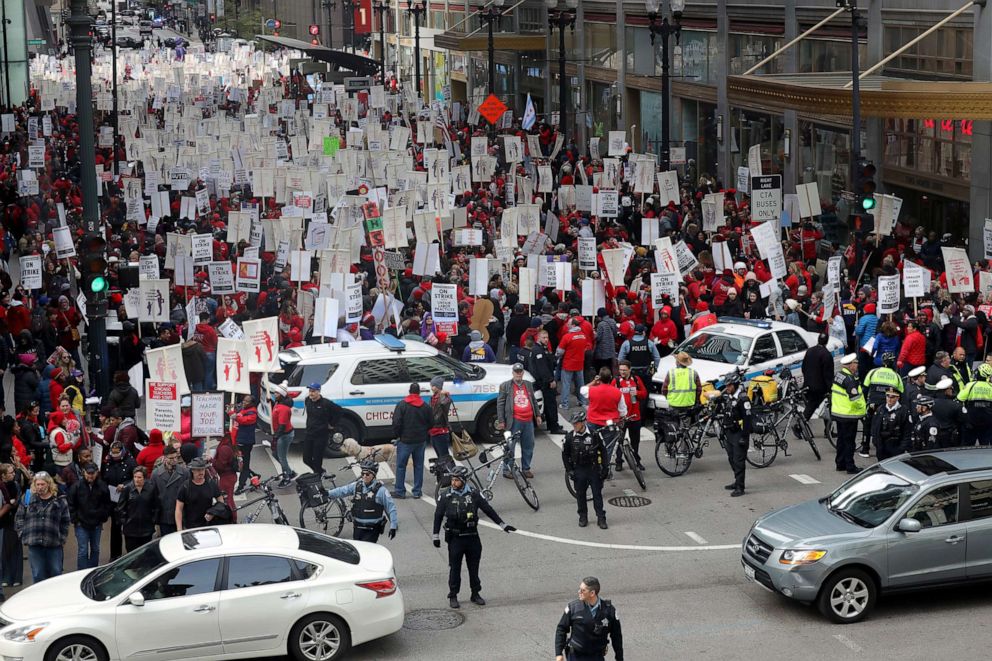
top-left (932, 376), bottom-right (965, 448)
top-left (870, 388), bottom-right (911, 460)
top-left (562, 411), bottom-right (608, 529)
top-left (719, 371), bottom-right (751, 497)
top-left (433, 466), bottom-right (516, 609)
top-left (617, 324), bottom-right (659, 383)
top-left (860, 352), bottom-right (903, 457)
top-left (958, 363), bottom-right (992, 446)
top-left (527, 331), bottom-right (564, 433)
top-left (326, 459), bottom-right (398, 543)
top-left (831, 354), bottom-right (866, 474)
top-left (554, 576), bottom-right (624, 661)
top-left (902, 366), bottom-right (927, 421)
top-left (912, 395), bottom-right (940, 450)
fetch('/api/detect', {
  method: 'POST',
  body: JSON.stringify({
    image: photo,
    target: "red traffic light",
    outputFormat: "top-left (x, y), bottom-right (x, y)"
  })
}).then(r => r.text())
top-left (309, 24), bottom-right (320, 36)
top-left (273, 18), bottom-right (282, 29)
top-left (311, 38), bottom-right (319, 45)
top-left (210, 13), bottom-right (216, 22)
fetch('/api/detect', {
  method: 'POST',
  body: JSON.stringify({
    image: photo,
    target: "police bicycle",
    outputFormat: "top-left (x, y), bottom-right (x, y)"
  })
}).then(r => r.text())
top-left (295, 452), bottom-right (384, 538)
top-left (745, 370), bottom-right (822, 468)
top-left (236, 474), bottom-right (291, 525)
top-left (565, 417), bottom-right (645, 499)
top-left (430, 430), bottom-right (540, 511)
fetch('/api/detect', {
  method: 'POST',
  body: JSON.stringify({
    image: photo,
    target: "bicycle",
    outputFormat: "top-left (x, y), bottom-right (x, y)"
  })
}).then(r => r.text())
top-left (429, 430), bottom-right (539, 511)
top-left (297, 471), bottom-right (348, 537)
top-left (598, 417), bottom-right (646, 491)
top-left (237, 474), bottom-right (291, 525)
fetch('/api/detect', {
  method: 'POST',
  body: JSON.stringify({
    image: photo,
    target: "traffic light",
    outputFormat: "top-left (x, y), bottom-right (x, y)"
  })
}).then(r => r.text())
top-left (856, 158), bottom-right (877, 211)
top-left (81, 233), bottom-right (109, 299)
top-left (273, 19), bottom-right (282, 29)
top-left (210, 13), bottom-right (216, 22)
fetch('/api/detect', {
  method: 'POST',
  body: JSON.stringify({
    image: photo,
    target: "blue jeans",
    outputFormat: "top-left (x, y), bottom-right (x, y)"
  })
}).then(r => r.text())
top-left (506, 420), bottom-right (536, 472)
top-left (559, 370), bottom-right (586, 408)
top-left (394, 442), bottom-right (426, 497)
top-left (27, 545), bottom-right (63, 583)
top-left (276, 430), bottom-right (296, 477)
top-left (204, 352), bottom-right (217, 390)
top-left (430, 432), bottom-right (451, 458)
top-left (75, 525), bottom-right (101, 570)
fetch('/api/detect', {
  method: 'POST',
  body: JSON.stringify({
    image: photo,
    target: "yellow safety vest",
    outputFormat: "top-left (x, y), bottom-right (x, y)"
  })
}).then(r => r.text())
top-left (831, 368), bottom-right (867, 418)
top-left (865, 367), bottom-right (903, 393)
top-left (957, 380), bottom-right (992, 403)
top-left (666, 367), bottom-right (697, 408)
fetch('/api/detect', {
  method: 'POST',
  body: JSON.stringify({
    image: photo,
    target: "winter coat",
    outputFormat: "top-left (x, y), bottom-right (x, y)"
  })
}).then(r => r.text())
top-left (12, 364), bottom-right (40, 413)
top-left (182, 340), bottom-right (207, 386)
top-left (107, 382), bottom-right (141, 419)
top-left (15, 493), bottom-right (70, 548)
top-left (150, 464), bottom-right (190, 525)
top-left (897, 331), bottom-right (927, 368)
top-left (593, 318), bottom-right (619, 360)
top-left (118, 482), bottom-right (160, 537)
top-left (872, 333), bottom-right (901, 366)
top-left (392, 394), bottom-right (432, 444)
top-left (67, 478), bottom-right (112, 528)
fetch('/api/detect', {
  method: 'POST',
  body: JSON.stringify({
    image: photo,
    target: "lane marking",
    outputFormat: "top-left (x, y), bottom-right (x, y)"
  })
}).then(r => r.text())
top-left (833, 634), bottom-right (863, 653)
top-left (685, 531), bottom-right (709, 545)
top-left (789, 474), bottom-right (821, 485)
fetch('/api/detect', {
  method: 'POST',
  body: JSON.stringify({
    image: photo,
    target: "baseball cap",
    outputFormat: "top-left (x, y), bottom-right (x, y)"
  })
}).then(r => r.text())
top-left (512, 363), bottom-right (524, 373)
top-left (308, 382), bottom-right (322, 391)
top-left (83, 463), bottom-right (99, 474)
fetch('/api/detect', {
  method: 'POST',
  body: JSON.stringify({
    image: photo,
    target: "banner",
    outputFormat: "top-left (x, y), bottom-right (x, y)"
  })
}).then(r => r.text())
top-left (216, 337), bottom-right (250, 394)
top-left (877, 274), bottom-right (900, 314)
top-left (145, 382), bottom-right (181, 434)
top-left (942, 246), bottom-right (974, 293)
top-left (191, 393), bottom-right (226, 437)
top-left (138, 279), bottom-right (171, 323)
top-left (145, 344), bottom-right (190, 395)
top-left (243, 317), bottom-right (281, 372)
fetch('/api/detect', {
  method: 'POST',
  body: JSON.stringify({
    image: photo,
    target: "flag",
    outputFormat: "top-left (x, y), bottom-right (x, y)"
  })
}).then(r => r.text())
top-left (522, 94), bottom-right (537, 130)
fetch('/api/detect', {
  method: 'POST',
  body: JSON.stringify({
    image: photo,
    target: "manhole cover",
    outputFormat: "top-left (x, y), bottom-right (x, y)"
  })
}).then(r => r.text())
top-left (403, 609), bottom-right (466, 631)
top-left (608, 495), bottom-right (652, 507)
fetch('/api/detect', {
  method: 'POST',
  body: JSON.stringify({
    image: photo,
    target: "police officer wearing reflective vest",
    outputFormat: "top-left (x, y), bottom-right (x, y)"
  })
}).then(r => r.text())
top-left (932, 376), bottom-right (965, 448)
top-left (326, 458), bottom-right (398, 543)
top-left (912, 395), bottom-right (940, 450)
top-left (870, 388), bottom-right (912, 460)
top-left (860, 352), bottom-right (903, 458)
top-left (662, 352), bottom-right (702, 414)
top-left (831, 354), bottom-right (866, 474)
top-left (719, 371), bottom-right (751, 497)
top-left (555, 576), bottom-right (623, 661)
top-left (958, 363), bottom-right (992, 446)
top-left (433, 465), bottom-right (516, 609)
top-left (561, 410), bottom-right (608, 529)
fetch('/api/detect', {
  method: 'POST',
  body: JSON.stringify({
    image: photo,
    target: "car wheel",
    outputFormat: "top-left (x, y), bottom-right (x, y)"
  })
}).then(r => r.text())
top-left (44, 636), bottom-right (109, 661)
top-left (290, 612), bottom-right (351, 661)
top-left (324, 417), bottom-right (363, 457)
top-left (476, 404), bottom-right (499, 445)
top-left (817, 568), bottom-right (876, 624)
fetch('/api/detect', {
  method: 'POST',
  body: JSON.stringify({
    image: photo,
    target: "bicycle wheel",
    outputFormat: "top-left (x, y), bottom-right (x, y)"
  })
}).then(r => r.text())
top-left (746, 431), bottom-right (779, 468)
top-left (300, 499), bottom-right (346, 537)
top-left (622, 443), bottom-right (646, 490)
top-left (655, 439), bottom-right (693, 477)
top-left (511, 466), bottom-right (540, 511)
top-left (824, 418), bottom-right (837, 449)
top-left (801, 420), bottom-right (822, 460)
top-left (565, 471), bottom-right (593, 502)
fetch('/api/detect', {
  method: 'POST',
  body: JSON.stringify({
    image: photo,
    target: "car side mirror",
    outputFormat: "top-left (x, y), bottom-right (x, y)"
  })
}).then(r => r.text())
top-left (896, 518), bottom-right (922, 533)
top-left (128, 592), bottom-right (145, 607)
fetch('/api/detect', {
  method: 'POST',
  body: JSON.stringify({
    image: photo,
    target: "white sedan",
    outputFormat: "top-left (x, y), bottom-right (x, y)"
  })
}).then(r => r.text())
top-left (0, 525), bottom-right (403, 661)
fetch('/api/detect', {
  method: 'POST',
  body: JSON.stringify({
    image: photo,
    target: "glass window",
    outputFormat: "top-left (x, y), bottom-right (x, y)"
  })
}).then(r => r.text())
top-left (295, 529), bottom-right (360, 565)
top-left (969, 480), bottom-right (992, 520)
top-left (751, 334), bottom-right (779, 363)
top-left (676, 332), bottom-right (753, 365)
top-left (907, 485), bottom-right (959, 528)
top-left (226, 555), bottom-right (295, 589)
top-left (141, 559), bottom-right (221, 600)
top-left (777, 330), bottom-right (809, 356)
top-left (404, 357), bottom-right (455, 382)
top-left (288, 363), bottom-right (339, 388)
top-left (350, 358), bottom-right (408, 385)
top-left (86, 542), bottom-right (168, 601)
top-left (826, 467), bottom-right (917, 528)
top-left (292, 559), bottom-right (320, 578)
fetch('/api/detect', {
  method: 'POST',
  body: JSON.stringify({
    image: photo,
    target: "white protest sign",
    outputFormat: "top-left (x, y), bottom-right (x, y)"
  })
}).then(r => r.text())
top-left (145, 382), bottom-right (181, 433)
top-left (191, 393), bottom-right (226, 437)
top-left (942, 246), bottom-right (974, 293)
top-left (903, 261), bottom-right (927, 298)
top-left (828, 255), bottom-right (842, 287)
top-left (192, 234), bottom-right (213, 264)
top-left (651, 272), bottom-right (680, 308)
top-left (984, 219), bottom-right (992, 261)
top-left (216, 337), bottom-right (250, 394)
top-left (581, 279), bottom-right (606, 317)
top-left (138, 279), bottom-right (170, 322)
top-left (656, 171), bottom-right (680, 207)
top-left (750, 220), bottom-right (779, 260)
top-left (208, 262), bottom-right (235, 295)
top-left (750, 175), bottom-right (782, 222)
top-left (146, 344), bottom-right (190, 395)
top-left (601, 248), bottom-right (627, 286)
top-left (345, 282), bottom-right (363, 324)
top-left (53, 226), bottom-right (76, 258)
top-left (19, 256), bottom-right (42, 289)
top-left (673, 240), bottom-right (699, 277)
top-left (431, 283), bottom-right (458, 333)
top-left (236, 258), bottom-right (262, 292)
top-left (748, 144), bottom-right (762, 175)
top-left (736, 167), bottom-right (750, 194)
top-left (243, 317), bottom-right (280, 372)
top-left (139, 255), bottom-right (159, 280)
top-left (878, 274), bottom-right (900, 314)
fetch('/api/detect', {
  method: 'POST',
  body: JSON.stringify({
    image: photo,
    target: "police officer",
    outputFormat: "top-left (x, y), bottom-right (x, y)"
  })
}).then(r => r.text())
top-left (561, 411), bottom-right (608, 529)
top-left (528, 330), bottom-right (564, 434)
top-left (326, 459), bottom-right (398, 543)
top-left (950, 346), bottom-right (972, 392)
top-left (831, 354), bottom-right (866, 474)
top-left (870, 388), bottom-right (911, 460)
top-left (958, 363), bottom-right (992, 446)
top-left (432, 466), bottom-right (516, 609)
top-left (617, 324), bottom-right (659, 383)
top-left (912, 395), bottom-right (940, 450)
top-left (554, 576), bottom-right (624, 661)
top-left (903, 366), bottom-right (927, 420)
top-left (860, 352), bottom-right (903, 457)
top-left (662, 352), bottom-right (701, 414)
top-left (720, 371), bottom-right (751, 497)
top-left (932, 376), bottom-right (965, 448)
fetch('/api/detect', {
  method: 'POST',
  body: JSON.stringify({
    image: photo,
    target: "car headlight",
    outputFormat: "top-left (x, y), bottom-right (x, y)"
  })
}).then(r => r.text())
top-left (2, 623), bottom-right (49, 642)
top-left (778, 549), bottom-right (827, 566)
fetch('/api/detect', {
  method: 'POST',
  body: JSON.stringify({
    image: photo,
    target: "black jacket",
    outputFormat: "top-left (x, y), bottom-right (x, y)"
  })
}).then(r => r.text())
top-left (118, 482), bottom-right (160, 537)
top-left (67, 478), bottom-right (112, 528)
top-left (926, 364), bottom-right (955, 391)
top-left (11, 364), bottom-right (39, 411)
top-left (392, 397), bottom-right (432, 444)
top-left (505, 313), bottom-right (531, 348)
top-left (304, 396), bottom-right (344, 439)
top-left (950, 315), bottom-right (978, 355)
top-left (801, 344), bottom-right (835, 393)
top-left (870, 403), bottom-right (911, 458)
top-left (103, 453), bottom-right (138, 490)
top-left (107, 383), bottom-right (141, 419)
top-left (527, 343), bottom-right (557, 386)
top-left (555, 598), bottom-right (624, 661)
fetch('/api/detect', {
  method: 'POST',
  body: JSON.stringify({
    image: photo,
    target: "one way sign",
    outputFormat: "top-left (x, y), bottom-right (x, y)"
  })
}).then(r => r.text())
top-left (750, 175), bottom-right (782, 222)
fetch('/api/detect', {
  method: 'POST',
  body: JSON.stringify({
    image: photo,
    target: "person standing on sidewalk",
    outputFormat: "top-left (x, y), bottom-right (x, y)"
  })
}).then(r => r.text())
top-left (497, 364), bottom-right (542, 479)
top-left (15, 472), bottom-right (70, 583)
top-left (270, 387), bottom-right (296, 487)
top-left (67, 463), bottom-right (111, 570)
top-left (428, 377), bottom-right (453, 458)
top-left (118, 466), bottom-right (159, 552)
top-left (392, 383), bottom-right (432, 499)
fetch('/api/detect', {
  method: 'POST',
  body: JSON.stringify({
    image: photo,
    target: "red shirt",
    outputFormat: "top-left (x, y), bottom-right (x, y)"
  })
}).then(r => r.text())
top-left (272, 402), bottom-right (294, 434)
top-left (587, 383), bottom-right (624, 426)
top-left (614, 376), bottom-right (647, 421)
top-left (194, 323), bottom-right (219, 353)
top-left (511, 383), bottom-right (534, 422)
top-left (558, 329), bottom-right (588, 371)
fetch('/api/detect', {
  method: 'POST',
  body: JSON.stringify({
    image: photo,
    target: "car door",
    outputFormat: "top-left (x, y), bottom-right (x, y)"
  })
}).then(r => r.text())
top-left (965, 479), bottom-right (992, 579)
top-left (775, 330), bottom-right (811, 377)
top-left (747, 333), bottom-right (781, 375)
top-left (115, 558), bottom-right (223, 661)
top-left (886, 484), bottom-right (967, 587)
top-left (343, 357), bottom-right (410, 435)
top-left (217, 554), bottom-right (314, 656)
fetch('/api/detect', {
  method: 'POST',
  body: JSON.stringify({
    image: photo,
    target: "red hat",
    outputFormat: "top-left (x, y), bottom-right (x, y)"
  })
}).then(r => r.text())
top-left (149, 429), bottom-right (164, 445)
top-left (864, 303), bottom-right (876, 314)
top-left (696, 301), bottom-right (709, 312)
top-left (436, 331), bottom-right (448, 343)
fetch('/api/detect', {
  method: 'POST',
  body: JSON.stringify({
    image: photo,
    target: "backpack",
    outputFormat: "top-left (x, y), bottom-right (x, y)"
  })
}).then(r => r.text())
top-left (30, 306), bottom-right (46, 334)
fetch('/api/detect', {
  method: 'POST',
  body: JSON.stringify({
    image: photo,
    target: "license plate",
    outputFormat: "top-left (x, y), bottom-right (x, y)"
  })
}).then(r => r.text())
top-left (743, 563), bottom-right (756, 582)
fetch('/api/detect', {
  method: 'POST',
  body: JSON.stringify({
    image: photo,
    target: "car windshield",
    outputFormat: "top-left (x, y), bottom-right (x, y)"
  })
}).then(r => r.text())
top-left (826, 467), bottom-right (917, 528)
top-left (676, 332), bottom-right (752, 365)
top-left (433, 351), bottom-right (481, 379)
top-left (82, 542), bottom-right (168, 601)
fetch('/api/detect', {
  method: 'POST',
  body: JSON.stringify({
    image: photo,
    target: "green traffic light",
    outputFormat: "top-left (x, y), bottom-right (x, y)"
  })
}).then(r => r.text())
top-left (90, 276), bottom-right (108, 294)
top-left (862, 197), bottom-right (876, 211)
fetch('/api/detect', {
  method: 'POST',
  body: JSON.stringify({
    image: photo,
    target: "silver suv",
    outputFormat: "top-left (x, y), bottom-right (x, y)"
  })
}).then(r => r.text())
top-left (742, 448), bottom-right (992, 623)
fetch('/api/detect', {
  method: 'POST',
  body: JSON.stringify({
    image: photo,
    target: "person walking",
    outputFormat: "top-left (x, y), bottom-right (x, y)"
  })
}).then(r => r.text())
top-left (67, 463), bottom-right (112, 569)
top-left (150, 445), bottom-right (189, 537)
top-left (557, 319), bottom-right (589, 409)
top-left (496, 364), bottom-right (542, 479)
top-left (102, 440), bottom-right (136, 560)
top-left (831, 354), bottom-right (866, 474)
top-left (302, 383), bottom-right (344, 475)
top-left (270, 387), bottom-right (297, 487)
top-left (801, 333), bottom-right (834, 421)
top-left (561, 411), bottom-right (607, 529)
top-left (592, 308), bottom-right (619, 374)
top-left (326, 459), bottom-right (398, 543)
top-left (175, 458), bottom-right (227, 531)
top-left (554, 576), bottom-right (624, 661)
top-left (392, 383), bottom-right (432, 499)
top-left (118, 466), bottom-right (160, 551)
top-left (428, 376), bottom-right (452, 458)
top-left (720, 372), bottom-right (751, 497)
top-left (231, 395), bottom-right (258, 496)
top-left (432, 465), bottom-right (515, 609)
top-left (15, 471), bottom-right (70, 583)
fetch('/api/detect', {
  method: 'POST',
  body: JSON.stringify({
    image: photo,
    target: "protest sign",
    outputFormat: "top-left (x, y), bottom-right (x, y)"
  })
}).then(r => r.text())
top-left (191, 393), bottom-right (225, 437)
top-left (216, 338), bottom-right (250, 394)
top-left (146, 382), bottom-right (180, 433)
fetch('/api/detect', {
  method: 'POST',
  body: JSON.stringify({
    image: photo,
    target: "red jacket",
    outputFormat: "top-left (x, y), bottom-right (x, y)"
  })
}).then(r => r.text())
top-left (897, 330), bottom-right (926, 368)
top-left (194, 323), bottom-right (219, 353)
top-left (649, 318), bottom-right (678, 347)
top-left (136, 442), bottom-right (164, 473)
top-left (271, 402), bottom-right (294, 435)
top-left (5, 303), bottom-right (30, 336)
top-left (690, 312), bottom-right (718, 334)
top-left (587, 382), bottom-right (624, 426)
top-left (614, 375), bottom-right (647, 421)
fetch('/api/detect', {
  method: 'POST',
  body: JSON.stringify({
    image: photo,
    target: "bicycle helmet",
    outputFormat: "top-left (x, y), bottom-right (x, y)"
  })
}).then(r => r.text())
top-left (881, 352), bottom-right (896, 367)
top-left (980, 363), bottom-right (992, 381)
top-left (723, 371), bottom-right (743, 387)
top-left (570, 410), bottom-right (587, 424)
top-left (448, 465), bottom-right (471, 481)
top-left (359, 459), bottom-right (379, 475)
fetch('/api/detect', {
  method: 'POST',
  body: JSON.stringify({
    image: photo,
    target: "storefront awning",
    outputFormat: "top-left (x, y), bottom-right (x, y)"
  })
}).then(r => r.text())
top-left (255, 35), bottom-right (380, 76)
top-left (727, 73), bottom-right (992, 120)
top-left (434, 31), bottom-right (547, 52)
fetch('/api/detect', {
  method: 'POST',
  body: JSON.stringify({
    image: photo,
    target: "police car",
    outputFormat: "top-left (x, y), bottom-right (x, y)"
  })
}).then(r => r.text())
top-left (648, 318), bottom-right (845, 409)
top-left (258, 335), bottom-right (540, 445)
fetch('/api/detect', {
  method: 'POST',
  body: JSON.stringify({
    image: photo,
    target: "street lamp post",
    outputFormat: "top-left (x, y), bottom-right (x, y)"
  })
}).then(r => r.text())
top-left (342, 0), bottom-right (355, 52)
top-left (406, 0), bottom-right (426, 101)
top-left (322, 0), bottom-right (335, 48)
top-left (479, 0), bottom-right (505, 97)
top-left (646, 0), bottom-right (684, 172)
top-left (111, 0), bottom-right (119, 175)
top-left (373, 0), bottom-right (388, 84)
top-left (545, 0), bottom-right (577, 145)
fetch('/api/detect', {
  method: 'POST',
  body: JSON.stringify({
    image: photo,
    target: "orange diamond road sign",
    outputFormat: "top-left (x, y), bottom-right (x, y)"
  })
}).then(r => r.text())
top-left (478, 94), bottom-right (508, 126)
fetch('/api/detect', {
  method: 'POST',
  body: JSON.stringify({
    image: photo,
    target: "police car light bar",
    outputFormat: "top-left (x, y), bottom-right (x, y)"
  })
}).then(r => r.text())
top-left (374, 334), bottom-right (407, 353)
top-left (716, 317), bottom-right (772, 329)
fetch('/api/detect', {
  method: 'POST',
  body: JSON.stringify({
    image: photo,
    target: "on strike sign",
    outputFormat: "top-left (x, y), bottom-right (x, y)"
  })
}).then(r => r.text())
top-left (191, 393), bottom-right (225, 437)
top-left (146, 381), bottom-right (180, 433)
top-left (750, 175), bottom-right (782, 222)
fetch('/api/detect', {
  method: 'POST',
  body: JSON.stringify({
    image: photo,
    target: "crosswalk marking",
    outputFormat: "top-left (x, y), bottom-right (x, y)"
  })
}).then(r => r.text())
top-left (789, 473), bottom-right (821, 485)
top-left (685, 531), bottom-right (709, 545)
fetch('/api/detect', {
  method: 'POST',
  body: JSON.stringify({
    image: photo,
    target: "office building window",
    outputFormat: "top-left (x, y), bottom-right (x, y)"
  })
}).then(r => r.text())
top-left (882, 26), bottom-right (972, 79)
